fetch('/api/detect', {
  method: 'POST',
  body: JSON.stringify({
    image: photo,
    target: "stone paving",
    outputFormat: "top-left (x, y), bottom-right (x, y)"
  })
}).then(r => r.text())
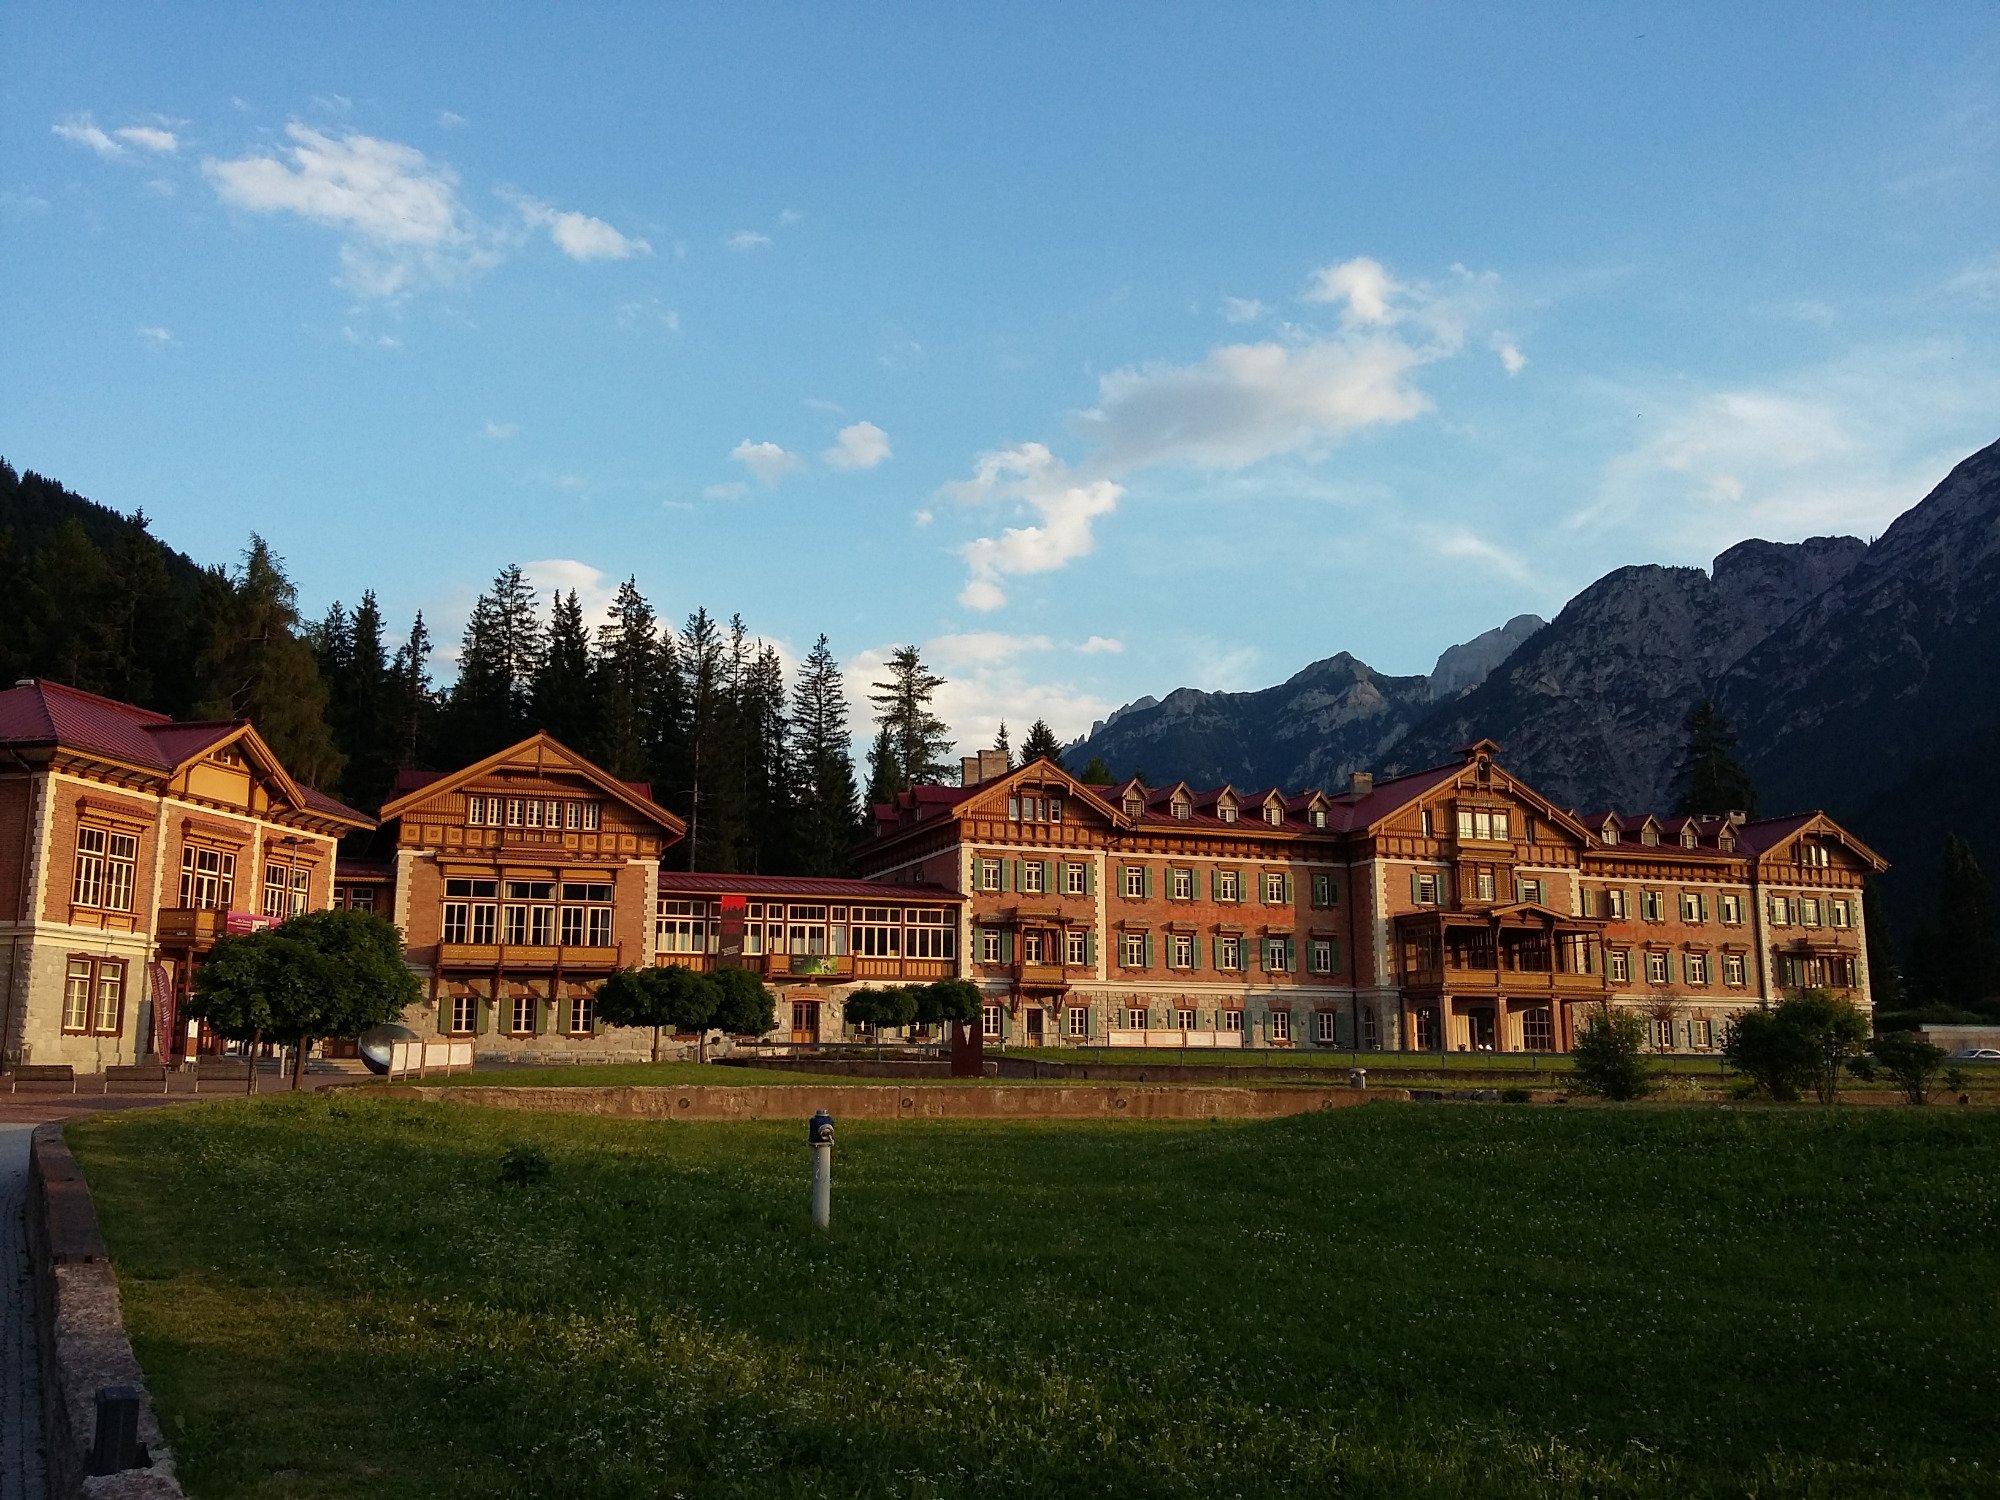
top-left (1, 1122), bottom-right (47, 1500)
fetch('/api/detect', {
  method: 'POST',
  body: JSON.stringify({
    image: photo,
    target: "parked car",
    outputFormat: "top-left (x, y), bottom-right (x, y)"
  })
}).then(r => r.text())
top-left (1954, 1047), bottom-right (2000, 1060)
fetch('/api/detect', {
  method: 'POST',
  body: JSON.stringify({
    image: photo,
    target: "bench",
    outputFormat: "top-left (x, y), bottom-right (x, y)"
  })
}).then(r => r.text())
top-left (193, 1058), bottom-right (255, 1093)
top-left (7, 1063), bottom-right (77, 1094)
top-left (103, 1063), bottom-right (171, 1095)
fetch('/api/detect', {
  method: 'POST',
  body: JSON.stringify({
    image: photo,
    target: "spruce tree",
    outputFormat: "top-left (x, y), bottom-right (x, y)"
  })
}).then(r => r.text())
top-left (533, 589), bottom-right (596, 748)
top-left (445, 564), bottom-right (544, 761)
top-left (194, 536), bottom-right (344, 790)
top-left (342, 591), bottom-right (393, 806)
top-left (869, 645), bottom-right (952, 790)
top-left (678, 607), bottom-right (728, 869)
top-left (863, 725), bottom-right (900, 819)
top-left (593, 579), bottom-right (659, 781)
top-left (387, 611), bottom-right (434, 776)
top-left (1935, 833), bottom-right (2000, 1013)
top-left (742, 642), bottom-right (793, 873)
top-left (1862, 878), bottom-right (1906, 1016)
top-left (1671, 700), bottom-right (1757, 818)
top-left (992, 721), bottom-right (1013, 769)
top-left (1020, 718), bottom-right (1064, 767)
top-left (790, 634), bottom-right (859, 876)
top-left (1078, 754), bottom-right (1113, 785)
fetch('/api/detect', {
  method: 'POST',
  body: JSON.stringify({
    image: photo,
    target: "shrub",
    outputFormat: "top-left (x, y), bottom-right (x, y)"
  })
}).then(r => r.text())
top-left (1851, 1031), bottom-right (1949, 1106)
top-left (710, 965), bottom-right (777, 1037)
top-left (1724, 992), bottom-right (1868, 1103)
top-left (498, 1143), bottom-right (551, 1187)
top-left (1500, 1087), bottom-right (1531, 1104)
top-left (1571, 1011), bottom-right (1652, 1100)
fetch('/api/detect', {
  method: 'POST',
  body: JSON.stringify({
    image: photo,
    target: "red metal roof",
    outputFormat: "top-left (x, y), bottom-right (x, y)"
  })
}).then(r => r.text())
top-left (658, 871), bottom-right (966, 901)
top-left (0, 679), bottom-right (369, 825)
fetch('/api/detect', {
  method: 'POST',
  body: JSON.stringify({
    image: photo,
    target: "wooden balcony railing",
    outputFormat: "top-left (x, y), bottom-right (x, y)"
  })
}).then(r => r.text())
top-left (437, 943), bottom-right (620, 971)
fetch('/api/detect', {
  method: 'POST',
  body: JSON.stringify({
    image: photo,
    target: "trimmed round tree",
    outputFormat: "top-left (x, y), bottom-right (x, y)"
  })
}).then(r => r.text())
top-left (915, 979), bottom-right (982, 1034)
top-left (1570, 1008), bottom-right (1653, 1101)
top-left (711, 965), bottom-right (777, 1041)
top-left (189, 908), bottom-right (421, 1086)
top-left (596, 964), bottom-right (719, 1062)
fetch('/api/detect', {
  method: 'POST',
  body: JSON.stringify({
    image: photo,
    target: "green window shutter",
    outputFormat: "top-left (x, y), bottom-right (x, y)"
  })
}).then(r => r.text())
top-left (533, 998), bottom-right (548, 1035)
top-left (1410, 872), bottom-right (1422, 904)
top-left (1143, 866), bottom-right (1154, 899)
top-left (1084, 863), bottom-right (1096, 895)
top-left (1190, 935), bottom-right (1202, 971)
top-left (475, 997), bottom-right (491, 1036)
top-left (1086, 931), bottom-right (1096, 966)
top-left (1286, 938), bottom-right (1297, 972)
top-left (590, 999), bottom-right (604, 1035)
top-left (1042, 860), bottom-right (1053, 893)
top-left (1282, 873), bottom-right (1294, 905)
top-left (1211, 935), bottom-right (1221, 969)
top-left (435, 1003), bottom-right (450, 1036)
top-left (1143, 934), bottom-right (1154, 969)
top-left (1210, 868), bottom-right (1220, 900)
top-left (1001, 929), bottom-right (1015, 963)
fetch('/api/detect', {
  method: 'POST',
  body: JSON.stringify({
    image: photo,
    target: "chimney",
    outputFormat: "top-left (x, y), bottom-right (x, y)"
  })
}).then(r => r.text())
top-left (979, 748), bottom-right (1010, 783)
top-left (1726, 808), bottom-right (1748, 826)
top-left (1348, 770), bottom-right (1374, 797)
top-left (960, 756), bottom-right (982, 788)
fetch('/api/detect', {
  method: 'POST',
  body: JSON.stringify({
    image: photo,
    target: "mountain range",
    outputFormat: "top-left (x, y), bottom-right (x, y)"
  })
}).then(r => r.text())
top-left (1066, 437), bottom-right (2000, 938)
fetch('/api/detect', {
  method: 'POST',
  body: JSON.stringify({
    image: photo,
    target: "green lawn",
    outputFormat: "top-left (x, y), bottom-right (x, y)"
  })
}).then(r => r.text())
top-left (71, 1099), bottom-right (2000, 1498)
top-left (377, 1060), bottom-right (886, 1089)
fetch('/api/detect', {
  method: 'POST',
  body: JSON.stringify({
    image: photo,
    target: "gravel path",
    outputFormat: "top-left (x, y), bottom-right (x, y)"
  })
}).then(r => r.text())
top-left (0, 1123), bottom-right (47, 1500)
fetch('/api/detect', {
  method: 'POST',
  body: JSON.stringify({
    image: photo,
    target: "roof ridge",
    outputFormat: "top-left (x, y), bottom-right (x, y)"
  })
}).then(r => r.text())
top-left (13, 678), bottom-right (178, 726)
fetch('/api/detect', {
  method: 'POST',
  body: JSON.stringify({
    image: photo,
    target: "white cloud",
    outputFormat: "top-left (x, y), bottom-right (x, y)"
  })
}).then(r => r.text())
top-left (778, 208), bottom-right (804, 226)
top-left (845, 638), bottom-right (1115, 761)
top-left (725, 229), bottom-right (771, 251)
top-left (512, 194), bottom-right (651, 261)
top-left (1427, 527), bottom-right (1534, 584)
top-left (117, 125), bottom-right (178, 154)
top-left (482, 420), bottom-right (517, 439)
top-left (943, 443), bottom-right (1124, 611)
top-left (1493, 337), bottom-right (1527, 375)
top-left (1222, 296), bottom-right (1267, 324)
top-left (730, 440), bottom-right (803, 487)
top-left (703, 481), bottom-right (750, 501)
top-left (52, 115), bottom-right (125, 158)
top-left (521, 558), bottom-right (617, 625)
top-left (1076, 635), bottom-right (1123, 655)
top-left (437, 110), bottom-right (467, 129)
top-left (136, 325), bottom-right (174, 345)
top-left (803, 396), bottom-right (845, 414)
top-left (912, 508), bottom-right (934, 527)
top-left (940, 255), bottom-right (1482, 609)
top-left (617, 299), bottom-right (680, 332)
top-left (823, 420), bottom-right (891, 470)
top-left (1580, 344), bottom-right (2000, 557)
top-left (1305, 256), bottom-right (1399, 326)
top-left (927, 632), bottom-right (1054, 665)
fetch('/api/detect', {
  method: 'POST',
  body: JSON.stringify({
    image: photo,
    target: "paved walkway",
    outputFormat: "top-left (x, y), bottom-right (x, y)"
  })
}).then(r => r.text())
top-left (1, 1122), bottom-right (47, 1500)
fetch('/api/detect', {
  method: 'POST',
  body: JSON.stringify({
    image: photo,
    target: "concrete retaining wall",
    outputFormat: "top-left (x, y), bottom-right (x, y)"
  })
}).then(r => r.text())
top-left (403, 1082), bottom-right (1404, 1121)
top-left (26, 1124), bottom-right (183, 1499)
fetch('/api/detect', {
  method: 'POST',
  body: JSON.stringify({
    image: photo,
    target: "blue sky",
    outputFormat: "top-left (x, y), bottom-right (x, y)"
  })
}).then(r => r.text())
top-left (4, 4), bottom-right (1998, 750)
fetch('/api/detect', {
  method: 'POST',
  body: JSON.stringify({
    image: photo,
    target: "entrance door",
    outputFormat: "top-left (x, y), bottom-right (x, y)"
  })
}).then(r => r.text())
top-left (1466, 1007), bottom-right (1497, 1051)
top-left (1025, 1007), bottom-right (1045, 1044)
top-left (790, 1001), bottom-right (820, 1044)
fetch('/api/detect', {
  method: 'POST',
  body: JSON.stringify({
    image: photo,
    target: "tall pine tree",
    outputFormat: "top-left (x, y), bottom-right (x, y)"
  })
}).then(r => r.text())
top-left (1020, 718), bottom-right (1063, 767)
top-left (444, 564), bottom-right (544, 761)
top-left (1671, 700), bottom-right (1757, 817)
top-left (1933, 833), bottom-right (2000, 1013)
top-left (869, 645), bottom-right (953, 791)
top-left (194, 536), bottom-right (344, 790)
top-left (387, 611), bottom-right (435, 776)
top-left (790, 634), bottom-right (859, 876)
top-left (593, 579), bottom-right (659, 781)
top-left (741, 641), bottom-right (793, 873)
top-left (533, 589), bottom-right (596, 748)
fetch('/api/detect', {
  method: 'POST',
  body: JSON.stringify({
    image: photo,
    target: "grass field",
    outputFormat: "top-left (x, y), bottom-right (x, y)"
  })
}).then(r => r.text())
top-left (71, 1098), bottom-right (2000, 1498)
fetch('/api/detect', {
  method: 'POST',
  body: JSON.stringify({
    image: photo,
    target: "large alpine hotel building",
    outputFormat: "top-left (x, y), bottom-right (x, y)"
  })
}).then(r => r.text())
top-left (0, 678), bottom-right (1885, 1068)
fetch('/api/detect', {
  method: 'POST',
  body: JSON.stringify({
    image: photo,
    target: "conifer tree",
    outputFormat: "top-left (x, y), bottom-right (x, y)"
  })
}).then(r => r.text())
top-left (992, 721), bottom-right (1013, 769)
top-left (593, 579), bottom-right (659, 781)
top-left (1862, 878), bottom-right (1906, 1016)
top-left (387, 611), bottom-right (434, 775)
top-left (1020, 718), bottom-right (1064, 767)
top-left (1077, 754), bottom-right (1113, 785)
top-left (1934, 833), bottom-right (2000, 1013)
top-left (445, 564), bottom-right (543, 761)
top-left (1671, 700), bottom-right (1757, 818)
top-left (194, 536), bottom-right (343, 790)
top-left (533, 589), bottom-right (596, 748)
top-left (678, 607), bottom-right (728, 868)
top-left (341, 591), bottom-right (394, 805)
top-left (790, 634), bottom-right (860, 876)
top-left (869, 645), bottom-right (952, 791)
top-left (741, 641), bottom-right (793, 873)
top-left (863, 725), bottom-right (900, 819)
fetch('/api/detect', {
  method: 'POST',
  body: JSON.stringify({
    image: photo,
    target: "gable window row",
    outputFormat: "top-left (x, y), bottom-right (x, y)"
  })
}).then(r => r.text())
top-left (465, 795), bottom-right (602, 831)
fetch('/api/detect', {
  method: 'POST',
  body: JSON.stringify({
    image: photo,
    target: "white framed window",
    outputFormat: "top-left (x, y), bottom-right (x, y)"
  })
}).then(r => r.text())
top-left (73, 827), bottom-right (138, 912)
top-left (1640, 890), bottom-right (1665, 922)
top-left (906, 908), bottom-right (954, 960)
top-left (1361, 1005), bottom-right (1379, 1049)
top-left (1414, 872), bottom-right (1440, 906)
top-left (1680, 891), bottom-right (1706, 924)
top-left (1263, 871), bottom-right (1287, 904)
top-left (1121, 932), bottom-right (1146, 968)
top-left (1269, 1009), bottom-right (1291, 1042)
top-left (1609, 949), bottom-right (1631, 983)
top-left (1606, 888), bottom-right (1629, 920)
top-left (1125, 1005), bottom-right (1148, 1030)
top-left (1065, 930), bottom-right (1088, 966)
top-left (1217, 935), bottom-right (1242, 970)
top-left (569, 995), bottom-right (594, 1034)
top-left (1800, 898), bottom-right (1822, 927)
top-left (981, 1004), bottom-right (1002, 1039)
top-left (1223, 1009), bottom-right (1244, 1033)
top-left (1309, 938), bottom-right (1336, 975)
top-left (1170, 933), bottom-right (1194, 969)
top-left (1264, 937), bottom-right (1292, 972)
top-left (1690, 1018), bottom-right (1714, 1049)
top-left (62, 957), bottom-right (93, 1032)
top-left (1171, 798), bottom-right (1191, 820)
top-left (1475, 871), bottom-right (1496, 902)
top-left (1216, 869), bottom-right (1242, 902)
top-left (1023, 931), bottom-right (1044, 964)
top-left (979, 859), bottom-right (1001, 893)
top-left (1770, 896), bottom-right (1792, 926)
top-left (510, 994), bottom-right (537, 1035)
top-left (655, 898), bottom-right (705, 954)
top-left (1720, 893), bottom-right (1742, 925)
top-left (1645, 951), bottom-right (1669, 985)
top-left (1174, 1007), bottom-right (1197, 1030)
top-left (1064, 862), bottom-right (1087, 895)
top-left (1265, 805), bottom-right (1282, 826)
top-left (1652, 1018), bottom-right (1676, 1051)
top-left (1456, 807), bottom-right (1511, 842)
top-left (1067, 1006), bottom-right (1089, 1038)
top-left (1517, 878), bottom-right (1544, 905)
top-left (1795, 841), bottom-right (1831, 868)
top-left (1830, 898), bottom-right (1852, 928)
top-left (1316, 1010), bottom-right (1337, 1044)
top-left (505, 798), bottom-right (524, 827)
top-left (979, 928), bottom-right (1002, 963)
top-left (1022, 861), bottom-right (1045, 895)
top-left (1685, 952), bottom-right (1709, 985)
top-left (1723, 953), bottom-right (1747, 986)
top-left (1123, 866), bottom-right (1146, 899)
top-left (1171, 868), bottom-right (1194, 901)
top-left (178, 845), bottom-right (236, 911)
top-left (1312, 873), bottom-right (1337, 907)
top-left (451, 994), bottom-right (478, 1034)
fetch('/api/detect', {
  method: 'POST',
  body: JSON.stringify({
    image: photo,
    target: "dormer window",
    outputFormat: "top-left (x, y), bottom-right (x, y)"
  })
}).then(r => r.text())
top-left (1172, 799), bottom-right (1191, 820)
top-left (1601, 823), bottom-right (1619, 845)
top-left (1680, 828), bottom-right (1697, 849)
top-left (1265, 805), bottom-right (1282, 826)
top-left (1641, 826), bottom-right (1659, 847)
top-left (1219, 805), bottom-right (1237, 823)
top-left (1795, 841), bottom-right (1831, 868)
top-left (1124, 794), bottom-right (1143, 818)
top-left (1312, 808), bottom-right (1326, 828)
